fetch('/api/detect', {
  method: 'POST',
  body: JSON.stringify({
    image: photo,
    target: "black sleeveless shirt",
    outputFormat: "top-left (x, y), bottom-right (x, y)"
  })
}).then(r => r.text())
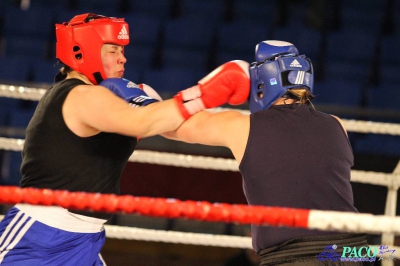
top-left (20, 79), bottom-right (137, 196)
top-left (239, 104), bottom-right (357, 252)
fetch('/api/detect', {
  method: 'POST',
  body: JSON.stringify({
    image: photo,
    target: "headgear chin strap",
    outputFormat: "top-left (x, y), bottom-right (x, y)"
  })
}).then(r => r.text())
top-left (55, 13), bottom-right (130, 85)
top-left (249, 40), bottom-right (314, 114)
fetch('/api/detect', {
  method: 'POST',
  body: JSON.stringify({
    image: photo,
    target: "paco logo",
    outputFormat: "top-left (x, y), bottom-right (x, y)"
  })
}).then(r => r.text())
top-left (341, 246), bottom-right (378, 260)
top-left (317, 244), bottom-right (396, 263)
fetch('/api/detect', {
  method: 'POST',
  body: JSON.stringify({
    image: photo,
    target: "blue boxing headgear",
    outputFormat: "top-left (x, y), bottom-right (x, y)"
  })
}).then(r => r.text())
top-left (249, 40), bottom-right (314, 113)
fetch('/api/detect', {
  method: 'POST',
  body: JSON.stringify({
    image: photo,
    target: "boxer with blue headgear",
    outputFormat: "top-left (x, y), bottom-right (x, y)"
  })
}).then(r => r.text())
top-left (249, 40), bottom-right (314, 113)
top-left (165, 40), bottom-right (366, 265)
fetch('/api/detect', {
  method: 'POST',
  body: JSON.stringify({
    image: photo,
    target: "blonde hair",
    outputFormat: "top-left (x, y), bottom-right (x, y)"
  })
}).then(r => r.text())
top-left (286, 88), bottom-right (314, 104)
top-left (284, 87), bottom-right (316, 110)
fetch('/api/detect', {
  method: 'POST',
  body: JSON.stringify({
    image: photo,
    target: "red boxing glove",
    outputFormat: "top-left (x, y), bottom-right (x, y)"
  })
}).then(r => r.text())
top-left (174, 60), bottom-right (250, 119)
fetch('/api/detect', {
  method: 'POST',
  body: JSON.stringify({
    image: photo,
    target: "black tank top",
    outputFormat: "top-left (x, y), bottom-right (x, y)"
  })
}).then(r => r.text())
top-left (20, 79), bottom-right (137, 196)
top-left (239, 104), bottom-right (357, 252)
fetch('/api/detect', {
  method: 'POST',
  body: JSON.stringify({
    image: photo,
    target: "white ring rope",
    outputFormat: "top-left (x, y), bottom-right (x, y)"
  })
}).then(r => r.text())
top-left (0, 137), bottom-right (398, 188)
top-left (307, 210), bottom-right (400, 235)
top-left (1, 84), bottom-right (400, 136)
top-left (0, 84), bottom-right (46, 101)
top-left (104, 224), bottom-right (253, 248)
top-left (0, 214), bottom-right (399, 259)
top-left (212, 107), bottom-right (400, 136)
top-left (0, 137), bottom-right (25, 152)
top-left (130, 150), bottom-right (240, 171)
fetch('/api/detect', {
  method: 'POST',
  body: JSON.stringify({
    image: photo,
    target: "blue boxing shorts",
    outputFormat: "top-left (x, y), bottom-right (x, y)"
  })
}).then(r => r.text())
top-left (0, 204), bottom-right (107, 265)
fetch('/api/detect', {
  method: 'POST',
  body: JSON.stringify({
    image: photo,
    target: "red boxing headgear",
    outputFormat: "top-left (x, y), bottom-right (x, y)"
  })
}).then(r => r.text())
top-left (56, 13), bottom-right (130, 84)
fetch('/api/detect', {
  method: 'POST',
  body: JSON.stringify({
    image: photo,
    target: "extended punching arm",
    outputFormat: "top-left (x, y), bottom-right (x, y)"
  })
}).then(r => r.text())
top-left (174, 60), bottom-right (250, 119)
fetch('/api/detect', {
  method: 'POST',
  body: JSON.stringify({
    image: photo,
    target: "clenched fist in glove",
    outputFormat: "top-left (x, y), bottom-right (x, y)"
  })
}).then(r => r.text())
top-left (100, 78), bottom-right (162, 107)
top-left (174, 60), bottom-right (250, 119)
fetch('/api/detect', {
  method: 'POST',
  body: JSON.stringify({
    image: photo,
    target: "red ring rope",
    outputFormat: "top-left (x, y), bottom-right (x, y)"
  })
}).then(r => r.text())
top-left (0, 186), bottom-right (309, 228)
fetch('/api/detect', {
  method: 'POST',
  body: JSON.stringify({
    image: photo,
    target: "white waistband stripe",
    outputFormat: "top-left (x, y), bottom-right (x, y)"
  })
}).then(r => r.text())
top-left (15, 204), bottom-right (105, 233)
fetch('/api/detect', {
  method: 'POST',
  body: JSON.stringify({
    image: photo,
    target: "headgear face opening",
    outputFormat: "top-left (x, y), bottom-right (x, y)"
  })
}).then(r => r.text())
top-left (55, 13), bottom-right (130, 85)
top-left (249, 40), bottom-right (314, 113)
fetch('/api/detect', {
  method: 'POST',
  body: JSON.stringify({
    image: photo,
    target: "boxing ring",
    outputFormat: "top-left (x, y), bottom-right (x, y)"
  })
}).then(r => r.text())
top-left (0, 84), bottom-right (400, 264)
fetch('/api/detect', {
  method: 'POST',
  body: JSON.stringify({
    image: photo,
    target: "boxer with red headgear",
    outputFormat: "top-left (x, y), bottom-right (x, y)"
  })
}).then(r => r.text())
top-left (56, 13), bottom-right (130, 84)
top-left (165, 40), bottom-right (369, 265)
top-left (0, 13), bottom-right (250, 265)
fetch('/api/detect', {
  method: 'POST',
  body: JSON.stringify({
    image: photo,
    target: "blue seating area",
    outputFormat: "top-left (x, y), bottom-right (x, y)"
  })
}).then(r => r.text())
top-left (3, 6), bottom-right (53, 40)
top-left (0, 0), bottom-right (398, 173)
top-left (367, 82), bottom-right (400, 112)
top-left (180, 0), bottom-right (225, 23)
top-left (142, 67), bottom-right (199, 95)
top-left (163, 16), bottom-right (216, 52)
top-left (352, 134), bottom-right (400, 158)
top-left (325, 29), bottom-right (378, 65)
top-left (0, 107), bottom-right (36, 185)
top-left (0, 1), bottom-right (395, 93)
top-left (231, 0), bottom-right (276, 23)
top-left (162, 47), bottom-right (209, 73)
top-left (0, 56), bottom-right (32, 82)
top-left (124, 13), bottom-right (162, 46)
top-left (4, 36), bottom-right (49, 60)
top-left (313, 80), bottom-right (363, 108)
top-left (271, 25), bottom-right (322, 61)
top-left (216, 18), bottom-right (270, 64)
top-left (127, 0), bottom-right (173, 19)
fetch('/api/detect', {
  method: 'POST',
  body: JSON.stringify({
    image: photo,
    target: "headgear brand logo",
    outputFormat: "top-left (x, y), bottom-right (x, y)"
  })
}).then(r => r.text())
top-left (289, 59), bottom-right (302, 68)
top-left (118, 25), bottom-right (129, 40)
